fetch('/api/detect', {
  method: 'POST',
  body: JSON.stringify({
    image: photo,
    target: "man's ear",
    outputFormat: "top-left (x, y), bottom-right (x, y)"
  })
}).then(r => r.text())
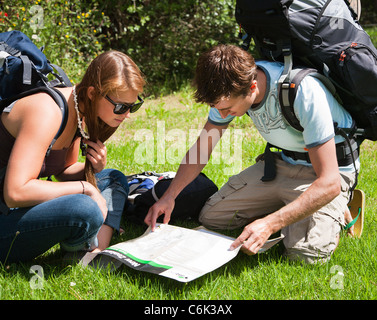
top-left (87, 86), bottom-right (96, 101)
top-left (250, 80), bottom-right (257, 91)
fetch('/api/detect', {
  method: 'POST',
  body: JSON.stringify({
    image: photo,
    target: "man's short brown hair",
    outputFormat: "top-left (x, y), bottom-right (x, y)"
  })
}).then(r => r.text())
top-left (193, 44), bottom-right (257, 105)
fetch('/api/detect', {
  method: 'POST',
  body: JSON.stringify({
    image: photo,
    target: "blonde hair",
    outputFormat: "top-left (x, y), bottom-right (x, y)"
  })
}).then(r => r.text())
top-left (75, 50), bottom-right (145, 187)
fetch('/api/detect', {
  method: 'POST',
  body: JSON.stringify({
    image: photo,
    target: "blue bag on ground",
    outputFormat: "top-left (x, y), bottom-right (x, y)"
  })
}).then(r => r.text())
top-left (124, 172), bottom-right (218, 225)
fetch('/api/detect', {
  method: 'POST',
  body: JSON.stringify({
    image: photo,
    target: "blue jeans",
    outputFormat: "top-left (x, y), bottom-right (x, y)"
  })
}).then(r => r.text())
top-left (0, 168), bottom-right (129, 263)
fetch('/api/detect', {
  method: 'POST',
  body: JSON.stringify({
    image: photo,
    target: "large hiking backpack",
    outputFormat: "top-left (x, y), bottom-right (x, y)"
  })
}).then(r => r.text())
top-left (124, 172), bottom-right (218, 225)
top-left (0, 30), bottom-right (72, 155)
top-left (235, 0), bottom-right (377, 142)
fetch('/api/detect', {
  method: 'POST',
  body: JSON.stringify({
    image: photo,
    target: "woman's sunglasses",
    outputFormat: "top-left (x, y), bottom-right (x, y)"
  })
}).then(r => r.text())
top-left (104, 95), bottom-right (144, 114)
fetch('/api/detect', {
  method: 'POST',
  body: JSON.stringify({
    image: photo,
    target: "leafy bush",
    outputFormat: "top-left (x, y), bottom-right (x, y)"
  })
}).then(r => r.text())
top-left (1, 0), bottom-right (239, 93)
top-left (99, 0), bottom-right (239, 95)
top-left (360, 0), bottom-right (377, 25)
top-left (1, 0), bottom-right (376, 94)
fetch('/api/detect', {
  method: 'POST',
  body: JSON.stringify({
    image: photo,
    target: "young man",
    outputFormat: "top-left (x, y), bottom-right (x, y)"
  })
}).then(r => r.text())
top-left (145, 44), bottom-right (359, 264)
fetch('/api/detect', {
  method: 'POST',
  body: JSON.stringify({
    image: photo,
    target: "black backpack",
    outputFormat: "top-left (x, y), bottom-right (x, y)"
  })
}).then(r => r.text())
top-left (0, 30), bottom-right (72, 155)
top-left (124, 172), bottom-right (218, 225)
top-left (235, 0), bottom-right (377, 142)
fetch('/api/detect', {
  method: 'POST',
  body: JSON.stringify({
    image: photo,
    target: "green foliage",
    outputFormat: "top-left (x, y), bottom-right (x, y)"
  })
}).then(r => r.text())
top-left (1, 0), bottom-right (376, 95)
top-left (99, 0), bottom-right (238, 95)
top-left (1, 0), bottom-right (239, 92)
top-left (360, 0), bottom-right (377, 25)
top-left (366, 27), bottom-right (377, 45)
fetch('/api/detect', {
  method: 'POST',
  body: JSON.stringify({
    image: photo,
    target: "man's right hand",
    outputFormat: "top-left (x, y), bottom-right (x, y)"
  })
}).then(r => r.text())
top-left (144, 195), bottom-right (176, 231)
top-left (143, 121), bottom-right (225, 231)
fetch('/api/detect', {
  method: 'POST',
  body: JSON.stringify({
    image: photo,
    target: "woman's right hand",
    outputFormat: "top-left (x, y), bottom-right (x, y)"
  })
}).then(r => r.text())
top-left (83, 181), bottom-right (108, 220)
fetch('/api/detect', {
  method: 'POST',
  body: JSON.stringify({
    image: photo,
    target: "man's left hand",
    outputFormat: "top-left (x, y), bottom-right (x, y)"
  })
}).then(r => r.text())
top-left (230, 218), bottom-right (272, 255)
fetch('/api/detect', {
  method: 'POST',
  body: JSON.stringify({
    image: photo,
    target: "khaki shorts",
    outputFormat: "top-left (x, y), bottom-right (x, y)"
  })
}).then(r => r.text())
top-left (199, 154), bottom-right (356, 264)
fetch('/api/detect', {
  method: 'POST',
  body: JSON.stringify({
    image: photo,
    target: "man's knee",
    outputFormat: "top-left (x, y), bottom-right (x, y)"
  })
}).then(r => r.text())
top-left (198, 204), bottom-right (221, 228)
top-left (282, 213), bottom-right (341, 264)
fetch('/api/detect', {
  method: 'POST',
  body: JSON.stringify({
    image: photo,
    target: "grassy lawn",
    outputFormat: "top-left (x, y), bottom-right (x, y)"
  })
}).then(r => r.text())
top-left (1, 85), bottom-right (376, 301)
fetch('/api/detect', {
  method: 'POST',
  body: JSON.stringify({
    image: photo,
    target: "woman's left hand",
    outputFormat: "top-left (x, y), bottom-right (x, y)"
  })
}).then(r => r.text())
top-left (83, 139), bottom-right (107, 173)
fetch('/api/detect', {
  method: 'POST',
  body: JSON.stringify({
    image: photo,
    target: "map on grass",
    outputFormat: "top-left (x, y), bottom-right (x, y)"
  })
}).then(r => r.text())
top-left (90, 224), bottom-right (283, 282)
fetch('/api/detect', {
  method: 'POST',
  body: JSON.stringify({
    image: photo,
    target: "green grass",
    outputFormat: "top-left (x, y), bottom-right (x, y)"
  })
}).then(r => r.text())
top-left (1, 86), bottom-right (377, 301)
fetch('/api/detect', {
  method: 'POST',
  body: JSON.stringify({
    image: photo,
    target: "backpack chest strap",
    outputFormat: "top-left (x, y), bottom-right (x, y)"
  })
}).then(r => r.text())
top-left (281, 138), bottom-right (359, 166)
top-left (261, 137), bottom-right (359, 182)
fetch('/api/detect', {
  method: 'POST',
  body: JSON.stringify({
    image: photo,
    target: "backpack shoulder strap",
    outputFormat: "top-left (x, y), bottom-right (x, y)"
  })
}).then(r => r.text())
top-left (44, 87), bottom-right (69, 156)
top-left (0, 86), bottom-right (68, 156)
top-left (49, 63), bottom-right (73, 87)
top-left (278, 67), bottom-right (338, 132)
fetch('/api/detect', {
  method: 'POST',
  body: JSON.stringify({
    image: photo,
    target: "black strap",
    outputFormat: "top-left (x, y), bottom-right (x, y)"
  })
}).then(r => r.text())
top-left (279, 67), bottom-right (341, 133)
top-left (261, 137), bottom-right (359, 183)
top-left (240, 33), bottom-right (252, 51)
top-left (334, 125), bottom-right (359, 191)
top-left (279, 68), bottom-right (318, 132)
top-left (0, 86), bottom-right (68, 157)
top-left (281, 139), bottom-right (359, 167)
top-left (44, 87), bottom-right (69, 156)
top-left (282, 149), bottom-right (311, 163)
top-left (261, 143), bottom-right (277, 182)
top-left (50, 63), bottom-right (73, 87)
